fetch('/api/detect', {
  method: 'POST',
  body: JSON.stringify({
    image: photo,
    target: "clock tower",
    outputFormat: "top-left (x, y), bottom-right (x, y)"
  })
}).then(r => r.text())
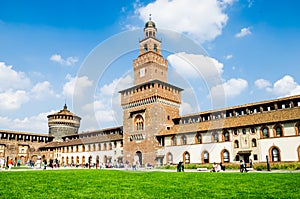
top-left (133, 16), bottom-right (168, 85)
top-left (120, 17), bottom-right (183, 166)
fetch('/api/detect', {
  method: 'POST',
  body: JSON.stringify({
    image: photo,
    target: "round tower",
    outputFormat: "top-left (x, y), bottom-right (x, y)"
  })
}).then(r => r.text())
top-left (47, 104), bottom-right (81, 141)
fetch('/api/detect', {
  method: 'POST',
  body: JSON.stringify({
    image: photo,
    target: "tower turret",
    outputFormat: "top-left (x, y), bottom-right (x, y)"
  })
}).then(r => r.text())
top-left (47, 104), bottom-right (81, 142)
top-left (133, 16), bottom-right (168, 85)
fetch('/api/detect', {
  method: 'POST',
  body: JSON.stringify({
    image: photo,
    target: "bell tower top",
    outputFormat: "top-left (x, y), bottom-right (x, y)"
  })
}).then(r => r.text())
top-left (133, 16), bottom-right (167, 85)
top-left (144, 14), bottom-right (157, 38)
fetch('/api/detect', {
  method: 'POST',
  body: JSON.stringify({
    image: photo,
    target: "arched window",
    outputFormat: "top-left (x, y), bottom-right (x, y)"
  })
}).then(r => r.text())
top-left (154, 44), bottom-right (157, 52)
top-left (223, 130), bottom-right (230, 141)
top-left (134, 115), bottom-right (144, 131)
top-left (144, 44), bottom-right (148, 52)
top-left (171, 136), bottom-right (177, 146)
top-left (183, 151), bottom-right (190, 164)
top-left (270, 147), bottom-right (280, 162)
top-left (195, 133), bottom-right (202, 144)
top-left (234, 140), bottom-right (239, 148)
top-left (221, 150), bottom-right (230, 163)
top-left (296, 122), bottom-right (300, 135)
top-left (274, 124), bottom-right (283, 137)
top-left (298, 146), bottom-right (300, 161)
top-left (167, 152), bottom-right (173, 164)
top-left (104, 143), bottom-right (107, 151)
top-left (261, 127), bottom-right (269, 138)
top-left (212, 132), bottom-right (219, 142)
top-left (202, 151), bottom-right (209, 163)
top-left (82, 145), bottom-right (85, 152)
top-left (233, 129), bottom-right (239, 136)
top-left (181, 135), bottom-right (187, 145)
top-left (252, 139), bottom-right (257, 147)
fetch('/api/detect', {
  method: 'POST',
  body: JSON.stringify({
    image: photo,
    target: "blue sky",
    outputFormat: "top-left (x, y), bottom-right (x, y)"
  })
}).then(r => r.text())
top-left (1, 0), bottom-right (300, 133)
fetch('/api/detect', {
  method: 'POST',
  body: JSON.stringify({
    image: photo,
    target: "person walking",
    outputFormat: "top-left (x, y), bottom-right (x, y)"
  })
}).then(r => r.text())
top-left (8, 158), bottom-right (13, 171)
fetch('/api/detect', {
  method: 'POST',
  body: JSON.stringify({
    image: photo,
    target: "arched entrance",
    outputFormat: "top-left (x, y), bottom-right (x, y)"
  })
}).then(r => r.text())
top-left (135, 151), bottom-right (142, 166)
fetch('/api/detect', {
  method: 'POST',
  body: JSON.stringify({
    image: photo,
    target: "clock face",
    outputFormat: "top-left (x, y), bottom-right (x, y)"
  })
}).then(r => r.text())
top-left (140, 68), bottom-right (145, 77)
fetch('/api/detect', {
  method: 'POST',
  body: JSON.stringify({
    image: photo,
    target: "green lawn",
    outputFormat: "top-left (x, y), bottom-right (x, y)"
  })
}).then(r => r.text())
top-left (0, 169), bottom-right (299, 198)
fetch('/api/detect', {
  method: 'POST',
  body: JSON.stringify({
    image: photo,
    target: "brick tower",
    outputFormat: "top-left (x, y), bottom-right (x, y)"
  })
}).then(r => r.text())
top-left (47, 104), bottom-right (81, 142)
top-left (120, 17), bottom-right (183, 166)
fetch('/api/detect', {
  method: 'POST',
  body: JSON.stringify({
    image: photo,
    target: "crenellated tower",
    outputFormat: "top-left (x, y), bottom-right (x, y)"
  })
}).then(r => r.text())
top-left (47, 104), bottom-right (81, 142)
top-left (120, 17), bottom-right (183, 166)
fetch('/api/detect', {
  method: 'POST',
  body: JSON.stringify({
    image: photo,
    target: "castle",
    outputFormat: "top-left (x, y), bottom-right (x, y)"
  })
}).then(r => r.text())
top-left (1, 19), bottom-right (300, 167)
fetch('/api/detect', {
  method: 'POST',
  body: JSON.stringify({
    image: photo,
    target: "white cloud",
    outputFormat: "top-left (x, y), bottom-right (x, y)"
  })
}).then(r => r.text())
top-left (50, 54), bottom-right (78, 66)
top-left (79, 75), bottom-right (133, 130)
top-left (255, 79), bottom-right (271, 89)
top-left (210, 78), bottom-right (248, 99)
top-left (31, 81), bottom-right (57, 100)
top-left (100, 75), bottom-right (133, 96)
top-left (248, 0), bottom-right (254, 8)
top-left (0, 111), bottom-right (54, 133)
top-left (0, 62), bottom-right (31, 92)
top-left (266, 75), bottom-right (300, 96)
top-left (167, 52), bottom-right (223, 84)
top-left (136, 0), bottom-right (233, 43)
top-left (235, 27), bottom-right (252, 38)
top-left (62, 74), bottom-right (93, 98)
top-left (180, 101), bottom-right (197, 115)
top-left (0, 89), bottom-right (30, 110)
top-left (224, 54), bottom-right (233, 60)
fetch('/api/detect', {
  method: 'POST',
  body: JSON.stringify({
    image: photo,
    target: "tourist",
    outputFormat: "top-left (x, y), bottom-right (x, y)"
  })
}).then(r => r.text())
top-left (240, 160), bottom-right (248, 173)
top-left (211, 162), bottom-right (218, 172)
top-left (43, 160), bottom-right (47, 170)
top-left (219, 162), bottom-right (225, 171)
top-left (8, 158), bottom-right (13, 171)
top-left (0, 158), bottom-right (4, 170)
top-left (249, 159), bottom-right (253, 168)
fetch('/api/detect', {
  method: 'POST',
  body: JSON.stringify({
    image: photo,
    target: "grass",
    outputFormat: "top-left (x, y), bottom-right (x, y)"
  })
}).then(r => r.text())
top-left (0, 169), bottom-right (299, 198)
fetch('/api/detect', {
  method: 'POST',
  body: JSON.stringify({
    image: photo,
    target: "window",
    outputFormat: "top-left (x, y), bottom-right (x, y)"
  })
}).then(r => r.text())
top-left (212, 132), bottom-right (218, 142)
top-left (183, 152), bottom-right (190, 164)
top-left (195, 133), bottom-right (202, 144)
top-left (144, 44), bottom-right (148, 52)
top-left (253, 154), bottom-right (258, 161)
top-left (171, 136), bottom-right (177, 146)
top-left (250, 127), bottom-right (256, 134)
top-left (270, 147), bottom-right (280, 162)
top-left (222, 150), bottom-right (230, 163)
top-left (234, 140), bottom-right (239, 148)
top-left (167, 153), bottom-right (173, 164)
top-left (235, 155), bottom-right (240, 161)
top-left (181, 135), bottom-right (187, 145)
top-left (154, 44), bottom-right (157, 52)
top-left (262, 127), bottom-right (269, 138)
top-left (202, 151), bottom-right (209, 163)
top-left (223, 131), bottom-right (230, 141)
top-left (242, 129), bottom-right (246, 134)
top-left (274, 125), bottom-right (283, 137)
top-left (233, 129), bottom-right (238, 136)
top-left (135, 115), bottom-right (144, 131)
top-left (252, 139), bottom-right (257, 147)
top-left (298, 146), bottom-right (300, 161)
